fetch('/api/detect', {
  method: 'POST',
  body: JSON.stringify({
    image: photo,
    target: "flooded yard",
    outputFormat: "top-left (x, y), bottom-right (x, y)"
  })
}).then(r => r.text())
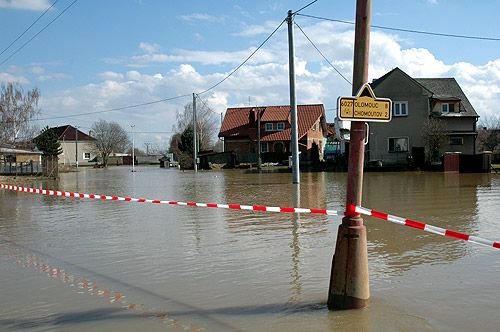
top-left (0, 167), bottom-right (499, 331)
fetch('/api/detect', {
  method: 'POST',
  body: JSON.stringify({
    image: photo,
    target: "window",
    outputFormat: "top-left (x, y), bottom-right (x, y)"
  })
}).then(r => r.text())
top-left (442, 103), bottom-right (455, 113)
top-left (276, 122), bottom-right (285, 131)
top-left (450, 136), bottom-right (463, 145)
top-left (83, 152), bottom-right (91, 160)
top-left (393, 101), bottom-right (408, 116)
top-left (388, 137), bottom-right (409, 152)
top-left (260, 142), bottom-right (268, 153)
top-left (265, 123), bottom-right (273, 131)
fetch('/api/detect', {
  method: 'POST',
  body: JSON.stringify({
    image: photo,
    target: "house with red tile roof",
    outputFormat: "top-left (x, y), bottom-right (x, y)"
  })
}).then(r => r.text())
top-left (218, 104), bottom-right (327, 163)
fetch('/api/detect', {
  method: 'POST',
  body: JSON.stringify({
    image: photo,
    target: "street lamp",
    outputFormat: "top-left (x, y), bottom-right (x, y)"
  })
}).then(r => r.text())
top-left (131, 124), bottom-right (135, 172)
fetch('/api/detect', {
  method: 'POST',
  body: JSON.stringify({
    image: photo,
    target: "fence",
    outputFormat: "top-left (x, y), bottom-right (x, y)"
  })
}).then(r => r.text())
top-left (0, 161), bottom-right (42, 175)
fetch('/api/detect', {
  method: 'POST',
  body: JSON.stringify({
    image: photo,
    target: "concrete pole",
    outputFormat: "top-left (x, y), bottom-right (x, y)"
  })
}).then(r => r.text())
top-left (75, 126), bottom-right (78, 169)
top-left (328, 0), bottom-right (371, 310)
top-left (287, 10), bottom-right (300, 184)
top-left (131, 124), bottom-right (135, 172)
top-left (257, 108), bottom-right (262, 170)
top-left (193, 93), bottom-right (198, 172)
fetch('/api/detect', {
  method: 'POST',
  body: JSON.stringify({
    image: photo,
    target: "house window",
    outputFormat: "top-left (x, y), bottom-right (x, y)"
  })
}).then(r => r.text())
top-left (260, 142), bottom-right (268, 153)
top-left (442, 103), bottom-right (455, 113)
top-left (276, 122), bottom-right (285, 131)
top-left (393, 101), bottom-right (408, 116)
top-left (265, 123), bottom-right (273, 131)
top-left (83, 152), bottom-right (91, 160)
top-left (388, 137), bottom-right (409, 152)
top-left (450, 136), bottom-right (463, 145)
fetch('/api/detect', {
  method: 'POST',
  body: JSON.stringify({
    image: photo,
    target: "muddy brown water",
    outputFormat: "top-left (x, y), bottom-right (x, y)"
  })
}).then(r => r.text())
top-left (0, 167), bottom-right (498, 331)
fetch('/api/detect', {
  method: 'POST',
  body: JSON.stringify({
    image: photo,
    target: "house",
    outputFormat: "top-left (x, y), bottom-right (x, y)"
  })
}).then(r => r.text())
top-left (218, 104), bottom-right (327, 163)
top-left (49, 125), bottom-right (97, 166)
top-left (369, 67), bottom-right (479, 167)
top-left (0, 144), bottom-right (43, 175)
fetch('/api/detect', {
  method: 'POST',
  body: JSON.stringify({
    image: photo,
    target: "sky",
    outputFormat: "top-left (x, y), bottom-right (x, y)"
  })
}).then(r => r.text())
top-left (0, 0), bottom-right (499, 151)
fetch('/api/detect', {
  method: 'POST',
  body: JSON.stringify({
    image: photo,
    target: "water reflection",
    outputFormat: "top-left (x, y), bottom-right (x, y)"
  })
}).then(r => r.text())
top-left (363, 172), bottom-right (490, 277)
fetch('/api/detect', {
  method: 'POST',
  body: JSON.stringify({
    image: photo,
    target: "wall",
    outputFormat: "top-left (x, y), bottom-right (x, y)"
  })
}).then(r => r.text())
top-left (370, 70), bottom-right (430, 165)
top-left (58, 141), bottom-right (96, 166)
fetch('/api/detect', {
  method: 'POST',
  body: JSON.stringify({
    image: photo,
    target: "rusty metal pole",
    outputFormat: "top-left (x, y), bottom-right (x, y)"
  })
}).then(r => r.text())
top-left (327, 0), bottom-right (371, 310)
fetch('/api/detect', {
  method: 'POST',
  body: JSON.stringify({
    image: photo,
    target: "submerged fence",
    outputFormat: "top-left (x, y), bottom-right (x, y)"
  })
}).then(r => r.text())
top-left (0, 162), bottom-right (42, 175)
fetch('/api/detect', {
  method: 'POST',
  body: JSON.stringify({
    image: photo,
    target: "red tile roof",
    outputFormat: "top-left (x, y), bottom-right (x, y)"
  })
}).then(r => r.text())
top-left (219, 104), bottom-right (325, 141)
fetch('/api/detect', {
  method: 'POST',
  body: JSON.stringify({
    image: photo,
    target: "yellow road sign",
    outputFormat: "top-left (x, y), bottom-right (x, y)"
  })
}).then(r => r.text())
top-left (337, 83), bottom-right (392, 122)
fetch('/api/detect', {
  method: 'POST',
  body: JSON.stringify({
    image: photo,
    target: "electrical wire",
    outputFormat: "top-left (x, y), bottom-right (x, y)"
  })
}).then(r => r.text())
top-left (296, 13), bottom-right (500, 42)
top-left (36, 93), bottom-right (191, 121)
top-left (0, 0), bottom-right (60, 58)
top-left (294, 22), bottom-right (352, 86)
top-left (197, 18), bottom-right (286, 95)
top-left (293, 0), bottom-right (319, 15)
top-left (0, 0), bottom-right (79, 67)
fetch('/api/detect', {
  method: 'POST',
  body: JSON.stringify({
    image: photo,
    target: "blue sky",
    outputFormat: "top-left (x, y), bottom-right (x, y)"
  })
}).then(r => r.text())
top-left (1, 0), bottom-right (499, 149)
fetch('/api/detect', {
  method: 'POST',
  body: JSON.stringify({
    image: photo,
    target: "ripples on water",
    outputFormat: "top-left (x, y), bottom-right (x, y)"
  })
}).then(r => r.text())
top-left (0, 168), bottom-right (499, 331)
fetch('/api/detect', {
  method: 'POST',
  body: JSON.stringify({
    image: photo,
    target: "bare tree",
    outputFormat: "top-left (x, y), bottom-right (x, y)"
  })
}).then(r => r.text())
top-left (173, 99), bottom-right (219, 152)
top-left (90, 120), bottom-right (130, 167)
top-left (476, 115), bottom-right (500, 152)
top-left (0, 82), bottom-right (40, 146)
top-left (421, 117), bottom-right (447, 162)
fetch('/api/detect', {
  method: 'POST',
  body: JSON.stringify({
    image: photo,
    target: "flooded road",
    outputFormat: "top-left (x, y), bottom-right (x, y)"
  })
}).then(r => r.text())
top-left (0, 167), bottom-right (499, 331)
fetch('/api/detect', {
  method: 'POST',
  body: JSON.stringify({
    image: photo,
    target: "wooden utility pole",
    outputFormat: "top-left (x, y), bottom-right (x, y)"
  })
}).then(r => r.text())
top-left (287, 10), bottom-right (300, 184)
top-left (328, 0), bottom-right (371, 310)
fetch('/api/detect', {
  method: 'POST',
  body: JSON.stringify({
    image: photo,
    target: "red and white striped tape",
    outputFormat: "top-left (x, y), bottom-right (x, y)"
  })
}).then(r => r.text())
top-left (0, 184), bottom-right (340, 216)
top-left (1, 183), bottom-right (499, 250)
top-left (350, 204), bottom-right (500, 250)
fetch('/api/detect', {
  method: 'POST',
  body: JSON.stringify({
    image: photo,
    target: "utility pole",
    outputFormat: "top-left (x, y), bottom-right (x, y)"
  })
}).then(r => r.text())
top-left (131, 124), bottom-right (136, 172)
top-left (328, 0), bottom-right (371, 310)
top-left (75, 126), bottom-right (78, 169)
top-left (193, 93), bottom-right (198, 172)
top-left (257, 108), bottom-right (262, 170)
top-left (287, 10), bottom-right (300, 184)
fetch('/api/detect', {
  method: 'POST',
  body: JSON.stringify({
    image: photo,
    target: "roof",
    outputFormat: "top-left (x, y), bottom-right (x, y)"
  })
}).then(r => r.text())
top-left (219, 104), bottom-right (325, 141)
top-left (371, 67), bottom-right (478, 117)
top-left (0, 147), bottom-right (42, 155)
top-left (50, 125), bottom-right (95, 141)
top-left (415, 78), bottom-right (478, 117)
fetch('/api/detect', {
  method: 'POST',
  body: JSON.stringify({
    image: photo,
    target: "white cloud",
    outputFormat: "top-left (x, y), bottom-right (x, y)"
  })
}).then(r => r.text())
top-left (0, 0), bottom-right (51, 11)
top-left (139, 42), bottom-right (161, 54)
top-left (40, 20), bottom-right (500, 148)
top-left (179, 13), bottom-right (225, 24)
top-left (99, 71), bottom-right (124, 81)
top-left (0, 72), bottom-right (30, 84)
top-left (37, 73), bottom-right (70, 81)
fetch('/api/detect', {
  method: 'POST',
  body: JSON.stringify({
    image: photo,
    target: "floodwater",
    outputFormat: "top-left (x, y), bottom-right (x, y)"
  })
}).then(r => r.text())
top-left (0, 167), bottom-right (499, 332)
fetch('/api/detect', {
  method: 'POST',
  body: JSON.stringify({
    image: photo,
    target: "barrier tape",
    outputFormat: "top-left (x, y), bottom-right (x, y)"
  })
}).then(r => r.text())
top-left (1, 184), bottom-right (499, 250)
top-left (350, 204), bottom-right (500, 250)
top-left (0, 184), bottom-right (340, 216)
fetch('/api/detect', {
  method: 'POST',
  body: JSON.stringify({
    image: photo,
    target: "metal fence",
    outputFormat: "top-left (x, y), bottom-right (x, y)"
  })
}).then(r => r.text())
top-left (0, 161), bottom-right (42, 175)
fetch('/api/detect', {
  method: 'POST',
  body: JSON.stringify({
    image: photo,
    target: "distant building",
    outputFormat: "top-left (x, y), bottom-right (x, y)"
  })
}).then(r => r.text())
top-left (369, 67), bottom-right (479, 167)
top-left (218, 104), bottom-right (327, 163)
top-left (47, 125), bottom-right (97, 166)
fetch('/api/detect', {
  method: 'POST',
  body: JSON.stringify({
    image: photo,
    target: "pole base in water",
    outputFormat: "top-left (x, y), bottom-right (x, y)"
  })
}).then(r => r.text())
top-left (327, 216), bottom-right (370, 310)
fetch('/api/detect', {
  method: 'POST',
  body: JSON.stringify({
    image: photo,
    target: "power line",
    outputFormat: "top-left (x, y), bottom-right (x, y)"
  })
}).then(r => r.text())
top-left (0, 0), bottom-right (60, 58)
top-left (0, 0), bottom-right (79, 67)
top-left (296, 13), bottom-right (500, 42)
top-left (293, 0), bottom-right (319, 15)
top-left (197, 18), bottom-right (286, 95)
top-left (36, 93), bottom-right (191, 121)
top-left (294, 21), bottom-right (352, 86)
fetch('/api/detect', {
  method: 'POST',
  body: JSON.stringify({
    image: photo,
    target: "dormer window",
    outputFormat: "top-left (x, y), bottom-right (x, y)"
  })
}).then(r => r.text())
top-left (442, 103), bottom-right (455, 113)
top-left (265, 123), bottom-right (273, 131)
top-left (276, 122), bottom-right (285, 131)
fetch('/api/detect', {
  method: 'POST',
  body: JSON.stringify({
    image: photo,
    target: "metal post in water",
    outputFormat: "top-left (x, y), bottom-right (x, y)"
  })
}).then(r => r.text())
top-left (287, 10), bottom-right (300, 184)
top-left (327, 0), bottom-right (371, 310)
